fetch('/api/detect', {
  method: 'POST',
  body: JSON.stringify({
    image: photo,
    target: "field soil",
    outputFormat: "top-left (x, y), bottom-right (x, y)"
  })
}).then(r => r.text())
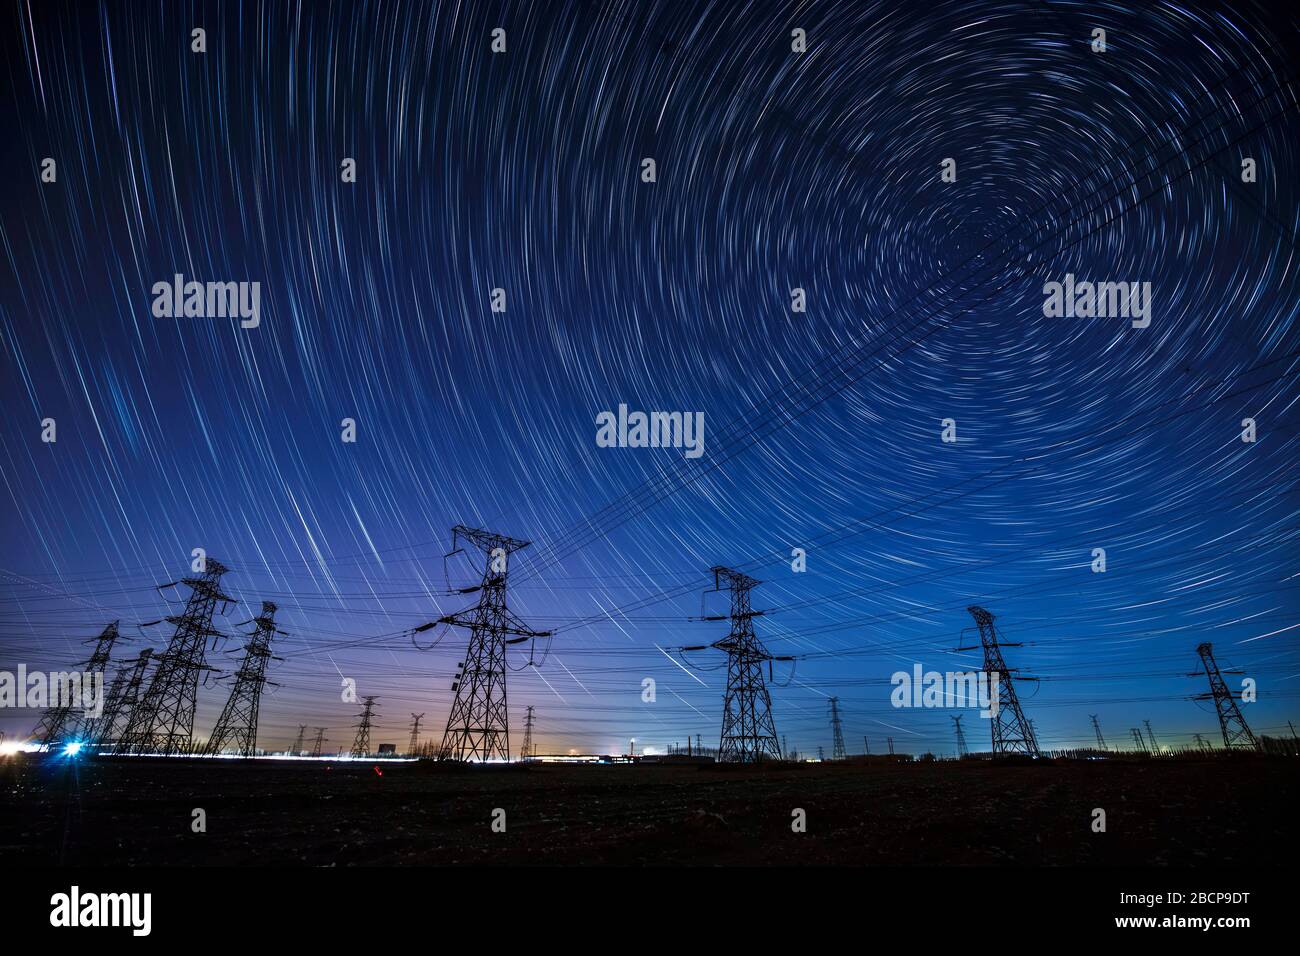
top-left (1, 754), bottom-right (1294, 866)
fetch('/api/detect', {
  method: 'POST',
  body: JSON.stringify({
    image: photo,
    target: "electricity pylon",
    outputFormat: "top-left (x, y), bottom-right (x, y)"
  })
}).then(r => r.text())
top-left (32, 620), bottom-right (124, 748)
top-left (437, 526), bottom-right (549, 762)
top-left (1142, 719), bottom-right (1160, 754)
top-left (951, 714), bottom-right (969, 757)
top-left (1090, 714), bottom-right (1107, 750)
top-left (204, 601), bottom-right (282, 757)
top-left (828, 697), bottom-right (847, 760)
top-left (966, 606), bottom-right (1040, 757)
top-left (520, 705), bottom-right (535, 759)
top-left (1193, 643), bottom-right (1258, 750)
top-left (693, 567), bottom-right (788, 762)
top-left (117, 559), bottom-right (233, 754)
top-left (93, 649), bottom-right (153, 747)
top-left (407, 713), bottom-right (425, 756)
top-left (310, 727), bottom-right (327, 757)
top-left (350, 697), bottom-right (378, 757)
top-left (1130, 727), bottom-right (1148, 753)
top-left (289, 724), bottom-right (307, 755)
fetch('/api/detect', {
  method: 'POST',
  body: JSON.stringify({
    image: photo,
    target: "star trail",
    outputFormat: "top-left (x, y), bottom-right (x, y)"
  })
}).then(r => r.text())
top-left (0, 0), bottom-right (1297, 759)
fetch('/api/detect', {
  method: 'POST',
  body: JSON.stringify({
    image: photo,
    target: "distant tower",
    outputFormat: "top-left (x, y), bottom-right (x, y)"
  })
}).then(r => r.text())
top-left (863, 736), bottom-right (870, 755)
top-left (520, 706), bottom-right (535, 759)
top-left (1130, 727), bottom-right (1148, 753)
top-left (887, 737), bottom-right (895, 755)
top-left (828, 698), bottom-right (847, 760)
top-left (1194, 643), bottom-right (1258, 750)
top-left (1090, 714), bottom-right (1107, 751)
top-left (205, 602), bottom-right (282, 757)
top-left (1142, 720), bottom-right (1160, 754)
top-left (93, 648), bottom-right (153, 747)
top-left (817, 746), bottom-right (825, 761)
top-left (310, 727), bottom-right (328, 757)
top-left (703, 567), bottom-right (787, 762)
top-left (32, 621), bottom-right (123, 748)
top-left (951, 715), bottom-right (969, 757)
top-left (350, 697), bottom-right (378, 757)
top-left (437, 527), bottom-right (548, 762)
top-left (407, 713), bottom-right (425, 756)
top-left (289, 724), bottom-right (307, 755)
top-left (118, 559), bottom-right (233, 755)
top-left (1192, 733), bottom-right (1208, 750)
top-left (966, 607), bottom-right (1040, 757)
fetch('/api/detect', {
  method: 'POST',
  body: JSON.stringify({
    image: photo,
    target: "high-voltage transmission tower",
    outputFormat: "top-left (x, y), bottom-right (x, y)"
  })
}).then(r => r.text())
top-left (828, 697), bottom-right (847, 760)
top-left (520, 705), bottom-right (536, 760)
top-left (204, 602), bottom-right (283, 757)
top-left (951, 715), bottom-right (969, 757)
top-left (310, 727), bottom-right (328, 757)
top-left (687, 567), bottom-right (789, 763)
top-left (117, 559), bottom-right (233, 754)
top-left (1142, 719), bottom-right (1160, 754)
top-left (350, 697), bottom-right (379, 757)
top-left (32, 620), bottom-right (123, 748)
top-left (1130, 727), bottom-right (1148, 752)
top-left (1193, 643), bottom-right (1258, 750)
top-left (966, 606), bottom-right (1040, 757)
top-left (407, 713), bottom-right (425, 756)
top-left (93, 648), bottom-right (153, 747)
top-left (436, 526), bottom-right (550, 762)
top-left (1090, 714), bottom-right (1107, 750)
top-left (289, 724), bottom-right (307, 755)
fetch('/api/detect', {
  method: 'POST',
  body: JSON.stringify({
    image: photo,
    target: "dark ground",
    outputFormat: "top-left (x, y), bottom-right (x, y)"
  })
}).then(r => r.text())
top-left (1, 754), bottom-right (1294, 865)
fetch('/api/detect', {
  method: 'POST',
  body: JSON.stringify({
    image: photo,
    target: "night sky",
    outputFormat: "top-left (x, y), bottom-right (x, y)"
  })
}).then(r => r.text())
top-left (1, 0), bottom-right (1297, 758)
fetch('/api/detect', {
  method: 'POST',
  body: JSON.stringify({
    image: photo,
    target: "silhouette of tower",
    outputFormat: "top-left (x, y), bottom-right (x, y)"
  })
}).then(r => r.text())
top-left (350, 697), bottom-right (378, 757)
top-left (1090, 714), bottom-right (1107, 751)
top-left (93, 648), bottom-right (153, 747)
top-left (702, 567), bottom-right (786, 763)
top-left (828, 697), bottom-right (847, 760)
top-left (117, 559), bottom-right (233, 754)
top-left (1142, 719), bottom-right (1160, 754)
top-left (407, 713), bottom-right (425, 756)
top-left (32, 621), bottom-right (123, 748)
top-left (205, 601), bottom-right (282, 757)
top-left (1193, 733), bottom-right (1208, 750)
top-left (520, 705), bottom-right (535, 759)
top-left (289, 724), bottom-right (307, 755)
top-left (1194, 643), bottom-right (1258, 750)
top-left (437, 526), bottom-right (548, 762)
top-left (887, 737), bottom-right (895, 755)
top-left (966, 606), bottom-right (1040, 757)
top-left (951, 714), bottom-right (969, 757)
top-left (1130, 727), bottom-right (1148, 753)
top-left (310, 727), bottom-right (328, 757)
top-left (863, 736), bottom-right (869, 754)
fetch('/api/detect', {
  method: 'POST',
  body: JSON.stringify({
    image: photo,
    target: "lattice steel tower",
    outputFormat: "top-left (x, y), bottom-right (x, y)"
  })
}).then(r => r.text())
top-left (406, 713), bottom-right (425, 756)
top-left (437, 526), bottom-right (548, 762)
top-left (828, 697), bottom-right (847, 760)
top-left (310, 727), bottom-right (328, 757)
top-left (289, 724), bottom-right (307, 755)
top-left (1194, 643), bottom-right (1258, 750)
top-left (966, 606), bottom-right (1040, 757)
top-left (117, 559), bottom-right (233, 754)
top-left (350, 697), bottom-right (379, 757)
top-left (1090, 714), bottom-right (1107, 750)
top-left (93, 648), bottom-right (153, 747)
top-left (951, 714), bottom-right (969, 757)
top-left (520, 705), bottom-right (535, 759)
top-left (32, 620), bottom-right (123, 748)
top-left (707, 567), bottom-right (786, 762)
top-left (204, 601), bottom-right (282, 756)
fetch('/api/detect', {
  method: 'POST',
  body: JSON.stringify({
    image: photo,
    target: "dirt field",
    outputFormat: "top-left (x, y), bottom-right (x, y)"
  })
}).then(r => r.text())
top-left (1, 754), bottom-right (1294, 866)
